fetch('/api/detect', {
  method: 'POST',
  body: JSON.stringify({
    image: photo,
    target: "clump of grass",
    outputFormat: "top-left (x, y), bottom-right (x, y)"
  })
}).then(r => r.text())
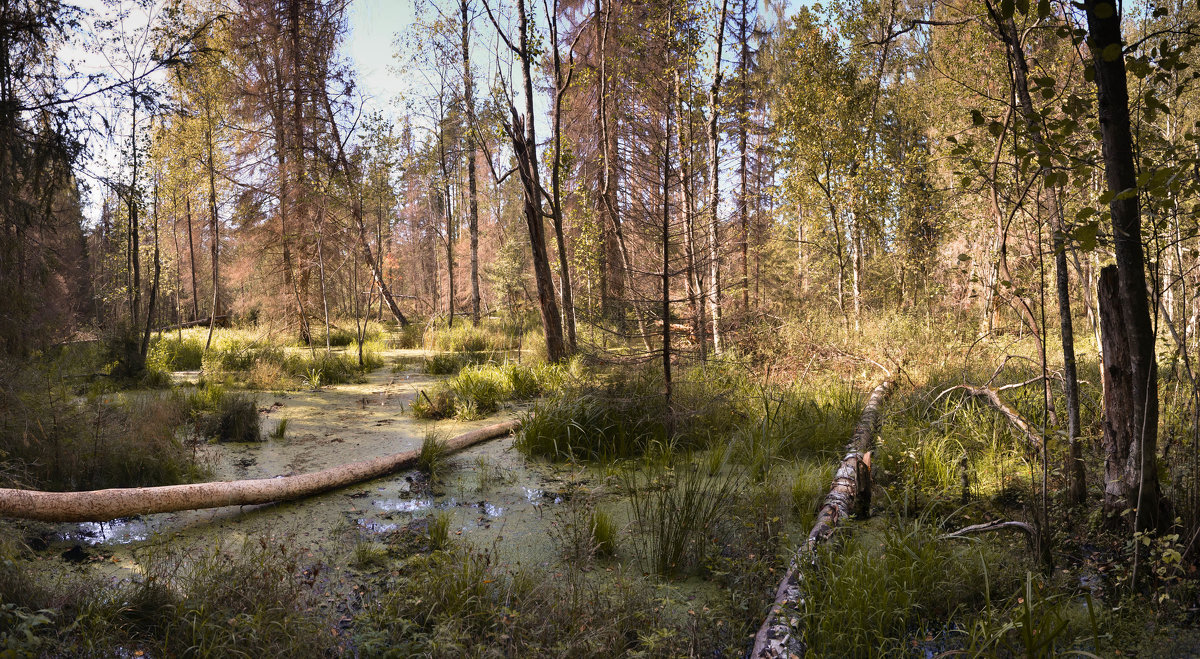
top-left (147, 335), bottom-right (204, 371)
top-left (799, 514), bottom-right (1027, 655)
top-left (427, 511), bottom-right (451, 550)
top-left (0, 533), bottom-right (332, 656)
top-left (0, 362), bottom-right (203, 490)
top-left (410, 388), bottom-right (455, 420)
top-left (197, 392), bottom-right (261, 443)
top-left (623, 459), bottom-right (744, 576)
top-left (416, 431), bottom-right (448, 478)
top-left (590, 509), bottom-right (618, 557)
top-left (269, 417), bottom-right (288, 440)
top-left (352, 541), bottom-right (390, 570)
top-left (517, 364), bottom-right (750, 462)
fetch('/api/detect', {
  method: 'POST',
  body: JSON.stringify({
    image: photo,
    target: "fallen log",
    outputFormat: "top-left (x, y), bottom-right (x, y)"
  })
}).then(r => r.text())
top-left (752, 378), bottom-right (895, 658)
top-left (0, 419), bottom-right (520, 523)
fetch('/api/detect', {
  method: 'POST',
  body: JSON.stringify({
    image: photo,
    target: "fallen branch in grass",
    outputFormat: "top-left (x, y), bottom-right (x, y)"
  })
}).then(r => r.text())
top-left (752, 377), bottom-right (895, 658)
top-left (939, 519), bottom-right (1037, 542)
top-left (0, 419), bottom-right (520, 523)
top-left (154, 315), bottom-right (230, 331)
top-left (942, 384), bottom-right (1042, 450)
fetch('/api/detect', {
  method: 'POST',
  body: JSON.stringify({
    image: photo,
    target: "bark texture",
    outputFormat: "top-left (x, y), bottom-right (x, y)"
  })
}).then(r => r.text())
top-left (0, 420), bottom-right (520, 523)
top-left (752, 378), bottom-right (894, 658)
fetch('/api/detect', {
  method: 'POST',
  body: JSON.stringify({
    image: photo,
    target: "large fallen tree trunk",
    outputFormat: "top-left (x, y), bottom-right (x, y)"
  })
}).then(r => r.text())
top-left (0, 419), bottom-right (520, 523)
top-left (752, 378), bottom-right (895, 658)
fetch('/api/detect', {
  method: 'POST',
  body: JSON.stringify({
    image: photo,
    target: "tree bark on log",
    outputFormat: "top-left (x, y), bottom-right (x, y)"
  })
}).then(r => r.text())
top-left (751, 378), bottom-right (895, 658)
top-left (0, 420), bottom-right (520, 523)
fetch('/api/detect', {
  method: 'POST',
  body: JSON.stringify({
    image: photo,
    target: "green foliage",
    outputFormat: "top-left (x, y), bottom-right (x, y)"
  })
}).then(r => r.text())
top-left (269, 417), bottom-right (288, 440)
top-left (197, 392), bottom-right (260, 443)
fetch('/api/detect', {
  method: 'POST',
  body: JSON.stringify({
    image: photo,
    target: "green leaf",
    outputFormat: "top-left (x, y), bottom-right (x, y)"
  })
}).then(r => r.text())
top-left (1038, 0), bottom-right (1052, 18)
top-left (1016, 0), bottom-right (1030, 15)
top-left (958, 253), bottom-right (972, 262)
top-left (1072, 221), bottom-right (1100, 251)
top-left (1102, 43), bottom-right (1123, 62)
top-left (971, 109), bottom-right (985, 126)
top-left (1093, 2), bottom-right (1115, 19)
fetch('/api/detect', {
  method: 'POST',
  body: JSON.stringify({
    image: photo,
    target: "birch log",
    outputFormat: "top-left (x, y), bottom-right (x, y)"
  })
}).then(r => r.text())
top-left (0, 419), bottom-right (520, 523)
top-left (751, 378), bottom-right (895, 658)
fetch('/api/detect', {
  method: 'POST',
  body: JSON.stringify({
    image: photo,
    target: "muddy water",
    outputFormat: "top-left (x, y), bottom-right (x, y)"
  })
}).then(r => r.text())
top-left (48, 353), bottom-right (579, 572)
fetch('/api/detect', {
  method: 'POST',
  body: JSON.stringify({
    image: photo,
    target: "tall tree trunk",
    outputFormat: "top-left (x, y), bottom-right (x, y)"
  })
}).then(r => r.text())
top-left (140, 181), bottom-right (161, 361)
top-left (128, 99), bottom-right (141, 332)
top-left (662, 78), bottom-right (674, 409)
top-left (1085, 2), bottom-right (1164, 532)
top-left (676, 71), bottom-right (706, 360)
top-left (738, 0), bottom-right (749, 314)
top-left (509, 0), bottom-right (565, 361)
top-left (204, 108), bottom-right (221, 352)
top-left (990, 8), bottom-right (1083, 502)
top-left (707, 0), bottom-right (730, 355)
top-left (548, 0), bottom-right (577, 354)
top-left (185, 195), bottom-right (199, 322)
top-left (462, 0), bottom-right (481, 326)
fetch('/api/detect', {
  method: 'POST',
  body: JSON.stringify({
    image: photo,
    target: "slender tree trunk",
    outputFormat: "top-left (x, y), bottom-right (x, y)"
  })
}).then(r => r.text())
top-left (204, 108), bottom-right (221, 352)
top-left (676, 72), bottom-right (706, 360)
top-left (185, 195), bottom-right (199, 322)
top-left (548, 2), bottom-right (577, 354)
top-left (738, 0), bottom-right (749, 314)
top-left (128, 100), bottom-right (141, 332)
top-left (462, 0), bottom-right (481, 326)
top-left (707, 0), bottom-right (730, 355)
top-left (140, 181), bottom-right (161, 361)
top-left (1085, 2), bottom-right (1165, 532)
top-left (989, 9), bottom-right (1085, 504)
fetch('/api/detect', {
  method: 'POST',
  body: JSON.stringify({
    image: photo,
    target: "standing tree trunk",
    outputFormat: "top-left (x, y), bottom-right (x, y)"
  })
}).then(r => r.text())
top-left (989, 7), bottom-right (1085, 503)
top-left (1085, 1), bottom-right (1164, 532)
top-left (487, 0), bottom-right (566, 362)
top-left (547, 0), bottom-right (577, 354)
top-left (185, 195), bottom-right (199, 322)
top-left (204, 106), bottom-right (221, 352)
top-left (707, 0), bottom-right (730, 355)
top-left (461, 0), bottom-right (482, 326)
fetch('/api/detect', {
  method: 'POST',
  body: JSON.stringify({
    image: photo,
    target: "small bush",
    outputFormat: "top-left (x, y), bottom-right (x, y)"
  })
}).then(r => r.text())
top-left (590, 509), bottom-right (618, 557)
top-left (427, 512), bottom-right (451, 550)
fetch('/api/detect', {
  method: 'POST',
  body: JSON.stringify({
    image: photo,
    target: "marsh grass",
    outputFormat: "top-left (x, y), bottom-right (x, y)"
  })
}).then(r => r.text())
top-left (0, 532), bottom-right (332, 657)
top-left (623, 458), bottom-right (745, 576)
top-left (417, 431), bottom-right (449, 478)
top-left (799, 513), bottom-right (1028, 656)
top-left (412, 360), bottom-right (567, 421)
top-left (0, 362), bottom-right (203, 490)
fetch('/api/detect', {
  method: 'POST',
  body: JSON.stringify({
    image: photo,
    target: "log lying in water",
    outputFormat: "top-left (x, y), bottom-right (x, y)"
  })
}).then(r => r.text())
top-left (0, 419), bottom-right (520, 523)
top-left (751, 378), bottom-right (895, 658)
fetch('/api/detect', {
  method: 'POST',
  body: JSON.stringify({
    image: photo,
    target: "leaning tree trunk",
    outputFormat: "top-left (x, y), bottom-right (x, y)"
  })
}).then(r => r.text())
top-left (0, 420), bottom-right (519, 523)
top-left (752, 378), bottom-right (895, 657)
